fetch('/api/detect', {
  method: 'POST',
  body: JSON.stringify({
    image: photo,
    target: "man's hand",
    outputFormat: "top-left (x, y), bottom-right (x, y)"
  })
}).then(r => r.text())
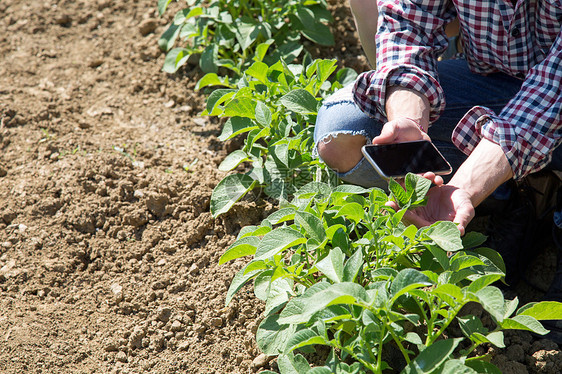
top-left (373, 117), bottom-right (431, 145)
top-left (390, 138), bottom-right (514, 235)
top-left (399, 184), bottom-right (475, 236)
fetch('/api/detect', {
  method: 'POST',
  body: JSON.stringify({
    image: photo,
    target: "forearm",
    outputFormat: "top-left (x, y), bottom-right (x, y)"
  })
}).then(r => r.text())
top-left (448, 138), bottom-right (514, 207)
top-left (385, 86), bottom-right (431, 132)
top-left (349, 0), bottom-right (378, 67)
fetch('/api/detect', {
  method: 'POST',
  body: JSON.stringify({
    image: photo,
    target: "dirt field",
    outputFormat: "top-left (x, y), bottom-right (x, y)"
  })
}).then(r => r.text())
top-left (0, 0), bottom-right (560, 373)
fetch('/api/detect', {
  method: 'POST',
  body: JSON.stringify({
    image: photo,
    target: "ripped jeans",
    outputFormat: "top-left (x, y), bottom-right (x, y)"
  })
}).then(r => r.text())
top-left (314, 59), bottom-right (526, 188)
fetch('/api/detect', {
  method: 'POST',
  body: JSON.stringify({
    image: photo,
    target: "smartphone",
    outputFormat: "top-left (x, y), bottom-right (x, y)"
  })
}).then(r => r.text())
top-left (361, 140), bottom-right (452, 179)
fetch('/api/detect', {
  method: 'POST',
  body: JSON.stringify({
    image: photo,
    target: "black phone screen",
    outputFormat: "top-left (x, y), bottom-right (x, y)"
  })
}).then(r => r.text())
top-left (362, 141), bottom-right (451, 177)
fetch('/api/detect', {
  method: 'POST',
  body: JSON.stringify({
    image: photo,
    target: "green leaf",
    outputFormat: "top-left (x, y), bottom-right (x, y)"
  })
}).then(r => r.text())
top-left (255, 101), bottom-right (272, 126)
top-left (316, 247), bottom-right (345, 283)
top-left (295, 211), bottom-right (326, 243)
top-left (205, 88), bottom-right (235, 114)
top-left (254, 40), bottom-right (273, 62)
top-left (474, 286), bottom-right (506, 322)
top-left (466, 274), bottom-right (502, 293)
top-left (450, 255), bottom-right (485, 272)
top-left (464, 361), bottom-right (502, 374)
top-left (431, 284), bottom-right (464, 301)
top-left (517, 301), bottom-right (562, 320)
top-left (458, 315), bottom-right (487, 338)
top-left (400, 338), bottom-right (463, 374)
top-left (265, 277), bottom-right (293, 316)
top-left (335, 203), bottom-right (365, 224)
top-left (224, 98), bottom-right (257, 119)
top-left (196, 73), bottom-right (227, 90)
top-left (277, 353), bottom-right (311, 374)
top-left (218, 117), bottom-right (258, 141)
top-left (389, 178), bottom-right (409, 207)
top-left (390, 268), bottom-right (433, 302)
top-left (225, 263), bottom-right (263, 305)
top-left (162, 48), bottom-right (190, 73)
top-left (285, 329), bottom-right (327, 353)
top-left (485, 331), bottom-right (505, 348)
top-left (173, 7), bottom-right (203, 24)
top-left (234, 20), bottom-right (260, 52)
top-left (296, 7), bottom-right (334, 46)
top-left (499, 315), bottom-right (549, 335)
top-left (404, 173), bottom-right (431, 204)
top-left (423, 221), bottom-right (463, 252)
top-left (343, 249), bottom-right (363, 283)
top-left (264, 208), bottom-right (296, 225)
top-left (254, 270), bottom-right (273, 300)
top-left (254, 228), bottom-right (306, 261)
top-left (219, 236), bottom-right (259, 265)
top-left (461, 231), bottom-right (488, 249)
top-left (157, 0), bottom-right (173, 16)
top-left (279, 283), bottom-right (368, 325)
top-left (280, 89), bottom-right (319, 114)
top-left (247, 61), bottom-right (269, 84)
top-left (404, 332), bottom-right (423, 345)
top-left (437, 360), bottom-right (478, 374)
top-left (210, 174), bottom-right (257, 217)
top-left (256, 314), bottom-right (297, 355)
top-left (218, 150), bottom-right (250, 171)
top-left (200, 44), bottom-right (218, 74)
top-left (158, 23), bottom-right (181, 52)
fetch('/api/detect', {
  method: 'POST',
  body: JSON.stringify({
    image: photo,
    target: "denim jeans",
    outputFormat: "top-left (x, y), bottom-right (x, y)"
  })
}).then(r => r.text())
top-left (314, 59), bottom-right (562, 188)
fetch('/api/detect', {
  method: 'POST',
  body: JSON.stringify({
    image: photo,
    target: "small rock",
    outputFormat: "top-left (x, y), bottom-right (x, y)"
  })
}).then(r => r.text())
top-left (0, 165), bottom-right (7, 177)
top-left (146, 194), bottom-right (169, 217)
top-left (156, 306), bottom-right (172, 322)
top-left (210, 317), bottom-right (223, 328)
top-left (252, 354), bottom-right (272, 369)
top-left (177, 341), bottom-right (190, 351)
top-left (129, 326), bottom-right (146, 349)
top-left (110, 283), bottom-right (123, 295)
top-left (55, 14), bottom-right (72, 26)
top-left (139, 19), bottom-right (157, 36)
top-left (115, 351), bottom-right (128, 363)
top-left (188, 263), bottom-right (199, 275)
top-left (104, 342), bottom-right (118, 352)
top-left (193, 118), bottom-right (207, 127)
top-left (17, 224), bottom-right (27, 233)
top-left (170, 320), bottom-right (182, 332)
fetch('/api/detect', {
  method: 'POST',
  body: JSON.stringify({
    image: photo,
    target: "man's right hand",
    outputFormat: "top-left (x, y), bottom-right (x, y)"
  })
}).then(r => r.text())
top-left (373, 117), bottom-right (431, 145)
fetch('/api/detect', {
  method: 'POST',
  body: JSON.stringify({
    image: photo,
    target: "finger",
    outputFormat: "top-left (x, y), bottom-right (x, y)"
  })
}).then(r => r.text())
top-left (401, 209), bottom-right (432, 228)
top-left (372, 122), bottom-right (397, 144)
top-left (420, 172), bottom-right (444, 186)
top-left (453, 202), bottom-right (475, 236)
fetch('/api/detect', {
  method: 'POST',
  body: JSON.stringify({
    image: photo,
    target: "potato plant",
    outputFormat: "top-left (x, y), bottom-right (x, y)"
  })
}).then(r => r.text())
top-left (205, 48), bottom-right (357, 216)
top-left (157, 0), bottom-right (333, 77)
top-left (221, 174), bottom-right (562, 373)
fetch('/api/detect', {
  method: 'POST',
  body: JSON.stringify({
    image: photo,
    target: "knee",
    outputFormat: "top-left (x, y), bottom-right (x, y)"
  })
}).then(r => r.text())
top-left (317, 134), bottom-right (367, 174)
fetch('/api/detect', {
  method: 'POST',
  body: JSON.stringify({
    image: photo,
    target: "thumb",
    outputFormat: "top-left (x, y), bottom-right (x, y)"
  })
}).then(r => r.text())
top-left (373, 122), bottom-right (397, 144)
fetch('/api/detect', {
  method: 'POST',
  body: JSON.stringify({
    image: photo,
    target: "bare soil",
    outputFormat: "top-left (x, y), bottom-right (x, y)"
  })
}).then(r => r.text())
top-left (0, 0), bottom-right (560, 373)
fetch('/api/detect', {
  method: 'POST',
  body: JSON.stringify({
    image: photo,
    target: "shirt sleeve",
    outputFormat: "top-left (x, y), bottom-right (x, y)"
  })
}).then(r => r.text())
top-left (352, 0), bottom-right (456, 124)
top-left (452, 31), bottom-right (562, 180)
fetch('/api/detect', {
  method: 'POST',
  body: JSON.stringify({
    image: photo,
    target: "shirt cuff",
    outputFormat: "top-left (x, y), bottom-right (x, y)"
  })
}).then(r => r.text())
top-left (452, 106), bottom-right (556, 179)
top-left (352, 64), bottom-right (445, 124)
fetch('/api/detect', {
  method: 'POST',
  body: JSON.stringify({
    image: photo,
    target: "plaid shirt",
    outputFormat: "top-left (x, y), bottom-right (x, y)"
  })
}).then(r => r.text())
top-left (353, 0), bottom-right (562, 179)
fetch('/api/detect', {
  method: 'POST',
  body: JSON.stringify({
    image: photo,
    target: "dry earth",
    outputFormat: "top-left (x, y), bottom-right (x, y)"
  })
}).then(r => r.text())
top-left (0, 0), bottom-right (560, 373)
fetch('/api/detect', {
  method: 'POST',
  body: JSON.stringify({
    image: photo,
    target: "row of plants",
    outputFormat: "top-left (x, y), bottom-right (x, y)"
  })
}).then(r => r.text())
top-left (157, 2), bottom-right (562, 372)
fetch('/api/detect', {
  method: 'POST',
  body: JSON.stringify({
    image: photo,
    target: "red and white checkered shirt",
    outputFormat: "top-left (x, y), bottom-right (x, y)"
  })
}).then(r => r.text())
top-left (353, 0), bottom-right (562, 179)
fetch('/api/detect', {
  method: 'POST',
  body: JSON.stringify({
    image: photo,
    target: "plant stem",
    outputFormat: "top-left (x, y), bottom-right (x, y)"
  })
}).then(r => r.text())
top-left (387, 325), bottom-right (411, 364)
